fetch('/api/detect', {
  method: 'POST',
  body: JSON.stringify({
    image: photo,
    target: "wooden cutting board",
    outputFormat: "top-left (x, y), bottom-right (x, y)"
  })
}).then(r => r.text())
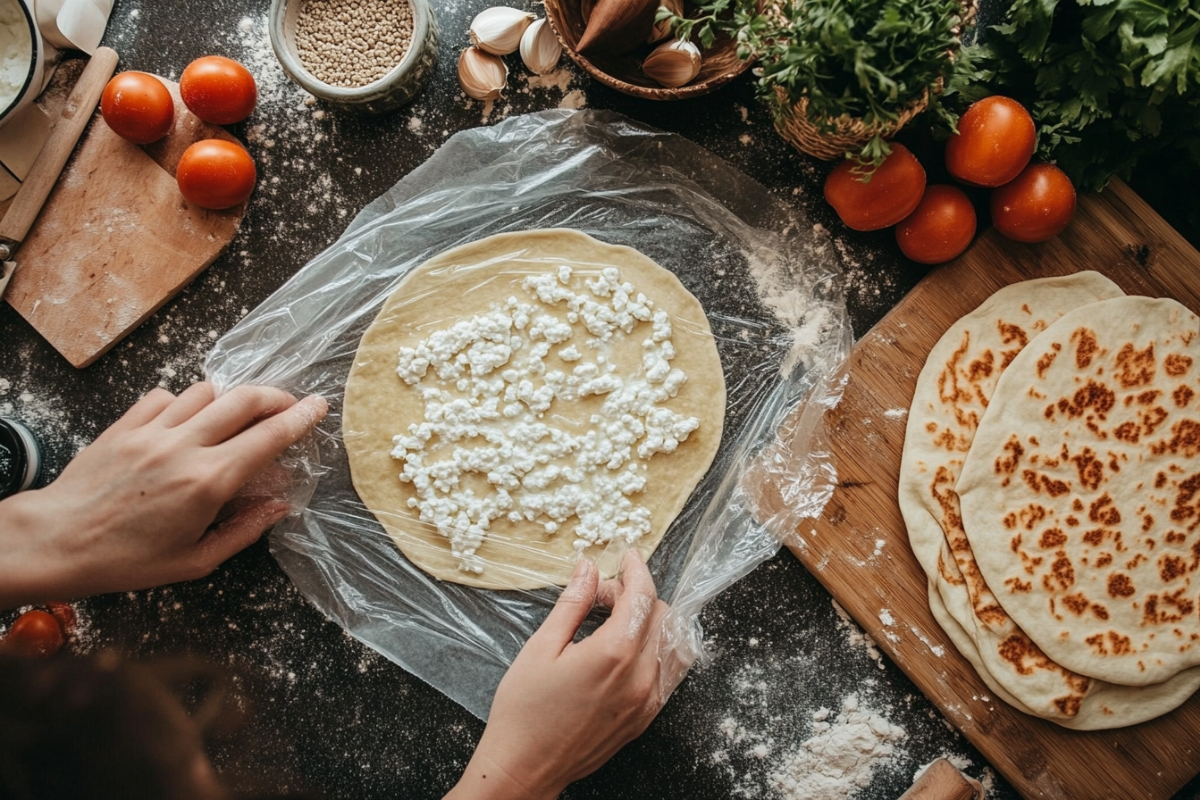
top-left (766, 179), bottom-right (1200, 800)
top-left (1, 62), bottom-right (245, 368)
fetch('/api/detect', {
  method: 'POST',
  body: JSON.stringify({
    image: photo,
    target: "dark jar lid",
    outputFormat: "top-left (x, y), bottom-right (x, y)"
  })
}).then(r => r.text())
top-left (0, 417), bottom-right (42, 500)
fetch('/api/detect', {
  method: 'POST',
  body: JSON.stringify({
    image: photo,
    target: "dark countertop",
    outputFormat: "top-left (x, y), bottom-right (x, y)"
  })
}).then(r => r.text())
top-left (2, 1), bottom-right (1198, 798)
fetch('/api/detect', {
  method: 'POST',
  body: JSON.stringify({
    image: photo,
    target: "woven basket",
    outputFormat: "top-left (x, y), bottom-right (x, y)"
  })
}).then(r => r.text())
top-left (771, 0), bottom-right (977, 159)
top-left (544, 0), bottom-right (753, 100)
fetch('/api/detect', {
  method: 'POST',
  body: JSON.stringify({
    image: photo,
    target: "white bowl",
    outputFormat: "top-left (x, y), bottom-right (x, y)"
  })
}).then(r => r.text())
top-left (269, 0), bottom-right (438, 114)
top-left (0, 0), bottom-right (43, 128)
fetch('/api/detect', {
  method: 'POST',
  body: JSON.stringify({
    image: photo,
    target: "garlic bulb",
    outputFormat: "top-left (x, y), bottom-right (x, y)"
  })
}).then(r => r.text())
top-left (469, 7), bottom-right (536, 56)
top-left (458, 47), bottom-right (508, 101)
top-left (642, 39), bottom-right (701, 88)
top-left (648, 0), bottom-right (683, 43)
top-left (519, 18), bottom-right (562, 74)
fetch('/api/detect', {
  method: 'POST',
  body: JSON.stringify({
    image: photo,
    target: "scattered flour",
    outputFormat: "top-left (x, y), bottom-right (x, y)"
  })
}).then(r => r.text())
top-left (768, 694), bottom-right (906, 800)
top-left (832, 599), bottom-right (886, 671)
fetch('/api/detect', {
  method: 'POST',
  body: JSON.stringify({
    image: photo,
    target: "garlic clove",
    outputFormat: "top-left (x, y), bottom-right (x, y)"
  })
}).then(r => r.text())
top-left (519, 18), bottom-right (562, 75)
top-left (648, 0), bottom-right (683, 43)
top-left (458, 46), bottom-right (509, 101)
top-left (469, 7), bottom-right (536, 56)
top-left (577, 0), bottom-right (660, 57)
top-left (642, 39), bottom-right (701, 88)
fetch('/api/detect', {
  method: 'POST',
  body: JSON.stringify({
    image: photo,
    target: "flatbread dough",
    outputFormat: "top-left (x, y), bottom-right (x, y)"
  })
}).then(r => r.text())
top-left (903, 275), bottom-right (1200, 727)
top-left (343, 229), bottom-right (725, 590)
top-left (958, 296), bottom-right (1200, 686)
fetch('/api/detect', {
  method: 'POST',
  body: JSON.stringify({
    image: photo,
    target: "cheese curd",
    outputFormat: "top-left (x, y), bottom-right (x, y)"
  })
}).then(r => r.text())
top-left (390, 265), bottom-right (701, 573)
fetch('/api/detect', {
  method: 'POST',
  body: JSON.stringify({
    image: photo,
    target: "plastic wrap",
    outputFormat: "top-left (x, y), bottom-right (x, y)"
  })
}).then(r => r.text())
top-left (205, 109), bottom-right (851, 719)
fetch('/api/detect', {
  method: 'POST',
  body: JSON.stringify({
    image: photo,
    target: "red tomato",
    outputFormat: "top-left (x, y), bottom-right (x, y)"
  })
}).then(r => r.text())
top-left (3, 610), bottom-right (65, 657)
top-left (176, 139), bottom-right (257, 209)
top-left (895, 185), bottom-right (977, 265)
top-left (100, 71), bottom-right (175, 145)
top-left (180, 56), bottom-right (257, 125)
top-left (45, 601), bottom-right (77, 635)
top-left (945, 96), bottom-right (1036, 187)
top-left (824, 143), bottom-right (926, 231)
top-left (991, 163), bottom-right (1076, 243)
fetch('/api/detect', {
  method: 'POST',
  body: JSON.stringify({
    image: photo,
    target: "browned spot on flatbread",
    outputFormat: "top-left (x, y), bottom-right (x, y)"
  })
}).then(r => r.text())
top-left (1175, 385), bottom-right (1195, 407)
top-left (1107, 573), bottom-right (1136, 598)
top-left (1089, 494), bottom-right (1121, 526)
top-left (1071, 447), bottom-right (1105, 491)
top-left (1114, 421), bottom-right (1140, 443)
top-left (1045, 552), bottom-right (1075, 591)
top-left (1055, 379), bottom-right (1116, 421)
top-left (1054, 695), bottom-right (1083, 716)
top-left (1115, 342), bottom-right (1158, 389)
top-left (1039, 527), bottom-right (1067, 548)
top-left (1074, 328), bottom-right (1099, 369)
top-left (994, 436), bottom-right (1025, 486)
top-left (967, 350), bottom-right (994, 382)
top-left (1036, 348), bottom-right (1058, 378)
top-left (1143, 589), bottom-right (1196, 624)
top-left (1153, 419), bottom-right (1200, 458)
top-left (1170, 473), bottom-right (1200, 528)
top-left (1019, 504), bottom-right (1048, 530)
top-left (1165, 353), bottom-right (1193, 377)
top-left (1006, 577), bottom-right (1032, 592)
top-left (1023, 469), bottom-right (1070, 497)
top-left (1159, 554), bottom-right (1187, 583)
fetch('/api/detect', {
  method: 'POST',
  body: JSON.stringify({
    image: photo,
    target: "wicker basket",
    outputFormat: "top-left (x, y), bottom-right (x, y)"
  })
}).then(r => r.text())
top-left (544, 0), bottom-right (753, 100)
top-left (771, 0), bottom-right (977, 159)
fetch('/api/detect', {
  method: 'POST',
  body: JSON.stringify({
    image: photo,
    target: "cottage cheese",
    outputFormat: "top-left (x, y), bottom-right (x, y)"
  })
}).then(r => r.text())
top-left (391, 265), bottom-right (700, 574)
top-left (0, 0), bottom-right (31, 114)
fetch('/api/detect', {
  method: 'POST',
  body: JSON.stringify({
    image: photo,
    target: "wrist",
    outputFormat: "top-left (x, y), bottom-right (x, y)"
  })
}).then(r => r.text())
top-left (445, 749), bottom-right (563, 800)
top-left (0, 487), bottom-right (77, 608)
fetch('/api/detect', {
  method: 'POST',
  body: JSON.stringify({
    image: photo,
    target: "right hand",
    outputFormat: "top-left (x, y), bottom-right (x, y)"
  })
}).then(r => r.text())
top-left (447, 549), bottom-right (689, 800)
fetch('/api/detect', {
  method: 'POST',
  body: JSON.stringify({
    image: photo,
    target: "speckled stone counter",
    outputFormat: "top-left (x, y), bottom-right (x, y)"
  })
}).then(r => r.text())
top-left (2, 1), bottom-right (1199, 798)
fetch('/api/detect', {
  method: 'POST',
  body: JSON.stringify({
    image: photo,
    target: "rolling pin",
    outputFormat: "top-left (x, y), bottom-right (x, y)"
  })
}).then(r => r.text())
top-left (898, 758), bottom-right (984, 800)
top-left (0, 46), bottom-right (119, 300)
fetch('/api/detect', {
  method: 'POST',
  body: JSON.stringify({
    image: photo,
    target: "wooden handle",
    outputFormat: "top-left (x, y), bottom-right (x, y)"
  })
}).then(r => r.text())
top-left (0, 47), bottom-right (119, 251)
top-left (898, 758), bottom-right (982, 800)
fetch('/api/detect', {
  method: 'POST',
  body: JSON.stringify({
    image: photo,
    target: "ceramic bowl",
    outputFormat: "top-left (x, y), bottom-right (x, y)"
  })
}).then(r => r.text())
top-left (268, 0), bottom-right (438, 114)
top-left (0, 0), bottom-right (44, 128)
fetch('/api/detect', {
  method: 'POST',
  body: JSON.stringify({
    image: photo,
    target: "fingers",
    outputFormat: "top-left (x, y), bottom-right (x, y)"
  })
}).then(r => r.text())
top-left (218, 395), bottom-right (328, 484)
top-left (153, 382), bottom-right (219, 428)
top-left (533, 559), bottom-right (600, 654)
top-left (102, 388), bottom-right (177, 435)
top-left (196, 499), bottom-right (290, 571)
top-left (600, 550), bottom-right (658, 646)
top-left (184, 385), bottom-right (301, 445)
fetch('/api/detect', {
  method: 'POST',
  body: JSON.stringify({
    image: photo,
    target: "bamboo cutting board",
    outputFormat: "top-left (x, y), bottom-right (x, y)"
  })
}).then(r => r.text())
top-left (2, 64), bottom-right (245, 368)
top-left (772, 180), bottom-right (1200, 800)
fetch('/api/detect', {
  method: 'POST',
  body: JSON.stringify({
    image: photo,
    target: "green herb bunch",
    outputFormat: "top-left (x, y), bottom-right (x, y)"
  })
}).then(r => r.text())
top-left (665, 0), bottom-right (969, 165)
top-left (959, 0), bottom-right (1200, 191)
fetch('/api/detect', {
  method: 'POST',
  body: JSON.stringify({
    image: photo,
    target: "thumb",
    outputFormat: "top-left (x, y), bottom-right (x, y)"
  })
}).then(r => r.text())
top-left (532, 559), bottom-right (599, 655)
top-left (198, 500), bottom-right (290, 568)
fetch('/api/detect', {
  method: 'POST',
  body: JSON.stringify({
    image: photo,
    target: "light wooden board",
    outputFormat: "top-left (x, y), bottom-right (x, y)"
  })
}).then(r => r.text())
top-left (770, 180), bottom-right (1200, 800)
top-left (2, 63), bottom-right (245, 368)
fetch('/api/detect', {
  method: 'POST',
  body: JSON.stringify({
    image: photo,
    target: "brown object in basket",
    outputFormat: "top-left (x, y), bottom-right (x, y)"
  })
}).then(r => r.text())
top-left (544, 0), bottom-right (752, 100)
top-left (576, 0), bottom-right (660, 56)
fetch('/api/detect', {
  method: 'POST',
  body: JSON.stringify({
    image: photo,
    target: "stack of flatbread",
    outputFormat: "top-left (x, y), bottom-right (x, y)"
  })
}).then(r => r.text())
top-left (901, 271), bottom-right (1200, 729)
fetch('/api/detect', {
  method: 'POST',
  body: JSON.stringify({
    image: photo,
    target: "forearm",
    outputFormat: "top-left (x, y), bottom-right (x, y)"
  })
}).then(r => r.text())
top-left (0, 488), bottom-right (76, 609)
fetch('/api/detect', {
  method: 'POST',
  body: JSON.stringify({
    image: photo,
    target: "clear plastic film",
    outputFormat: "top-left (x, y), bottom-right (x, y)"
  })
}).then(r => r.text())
top-left (204, 110), bottom-right (851, 719)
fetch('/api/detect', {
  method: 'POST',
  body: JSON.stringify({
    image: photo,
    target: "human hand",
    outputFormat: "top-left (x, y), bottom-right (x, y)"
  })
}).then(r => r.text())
top-left (447, 549), bottom-right (691, 800)
top-left (0, 383), bottom-right (327, 608)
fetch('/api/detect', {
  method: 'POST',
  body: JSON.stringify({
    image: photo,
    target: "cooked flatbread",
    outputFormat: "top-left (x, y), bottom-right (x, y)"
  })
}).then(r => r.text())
top-left (343, 229), bottom-right (725, 590)
top-left (958, 296), bottom-right (1200, 686)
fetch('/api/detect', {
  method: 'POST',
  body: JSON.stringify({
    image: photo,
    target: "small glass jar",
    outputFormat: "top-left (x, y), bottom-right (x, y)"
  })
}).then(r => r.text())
top-left (0, 417), bottom-right (42, 500)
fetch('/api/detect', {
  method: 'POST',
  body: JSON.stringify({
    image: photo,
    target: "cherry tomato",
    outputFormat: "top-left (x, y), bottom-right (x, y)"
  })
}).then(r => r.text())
top-left (945, 96), bottom-right (1036, 188)
top-left (990, 163), bottom-right (1076, 243)
top-left (3, 610), bottom-right (65, 657)
top-left (895, 185), bottom-right (977, 265)
top-left (176, 139), bottom-right (257, 210)
top-left (824, 143), bottom-right (926, 232)
top-left (45, 601), bottom-right (77, 635)
top-left (100, 71), bottom-right (175, 145)
top-left (180, 56), bottom-right (257, 125)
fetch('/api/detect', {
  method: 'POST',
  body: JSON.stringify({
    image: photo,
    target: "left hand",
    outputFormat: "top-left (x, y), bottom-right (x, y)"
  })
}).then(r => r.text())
top-left (0, 382), bottom-right (327, 607)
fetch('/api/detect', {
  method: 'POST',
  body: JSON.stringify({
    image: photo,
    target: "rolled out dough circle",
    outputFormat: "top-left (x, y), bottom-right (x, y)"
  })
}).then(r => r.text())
top-left (343, 229), bottom-right (726, 590)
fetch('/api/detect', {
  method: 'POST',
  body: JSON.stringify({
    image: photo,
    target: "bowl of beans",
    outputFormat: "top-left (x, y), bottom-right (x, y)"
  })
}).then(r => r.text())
top-left (268, 0), bottom-right (438, 114)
